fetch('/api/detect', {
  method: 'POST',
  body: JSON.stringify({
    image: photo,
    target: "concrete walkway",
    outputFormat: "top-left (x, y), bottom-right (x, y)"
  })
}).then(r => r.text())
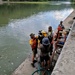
top-left (12, 10), bottom-right (75, 75)
top-left (12, 54), bottom-right (37, 75)
top-left (63, 10), bottom-right (75, 29)
top-left (51, 11), bottom-right (75, 75)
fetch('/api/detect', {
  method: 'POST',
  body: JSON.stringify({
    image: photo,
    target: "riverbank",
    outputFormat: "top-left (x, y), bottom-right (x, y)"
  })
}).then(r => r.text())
top-left (3, 1), bottom-right (50, 4)
top-left (12, 10), bottom-right (75, 75)
top-left (3, 1), bottom-right (75, 5)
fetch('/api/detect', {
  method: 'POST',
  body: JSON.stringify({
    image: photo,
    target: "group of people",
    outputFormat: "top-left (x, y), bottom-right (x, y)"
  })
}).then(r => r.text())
top-left (29, 21), bottom-right (69, 70)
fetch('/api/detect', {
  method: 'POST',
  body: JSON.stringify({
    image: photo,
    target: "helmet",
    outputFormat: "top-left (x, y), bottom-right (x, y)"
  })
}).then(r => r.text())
top-left (42, 37), bottom-right (50, 45)
top-left (30, 33), bottom-right (35, 38)
top-left (41, 30), bottom-right (47, 34)
top-left (30, 33), bottom-right (35, 37)
top-left (41, 30), bottom-right (47, 37)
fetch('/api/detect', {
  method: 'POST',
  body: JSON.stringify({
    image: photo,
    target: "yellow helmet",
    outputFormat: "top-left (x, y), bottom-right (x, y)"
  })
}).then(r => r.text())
top-left (41, 30), bottom-right (47, 34)
top-left (41, 30), bottom-right (47, 37)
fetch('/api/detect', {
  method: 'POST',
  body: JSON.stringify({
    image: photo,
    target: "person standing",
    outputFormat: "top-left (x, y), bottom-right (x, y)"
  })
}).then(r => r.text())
top-left (57, 21), bottom-right (65, 39)
top-left (58, 21), bottom-right (65, 31)
top-left (29, 33), bottom-right (38, 67)
top-left (38, 37), bottom-right (51, 69)
top-left (38, 30), bottom-right (44, 44)
top-left (48, 26), bottom-right (53, 55)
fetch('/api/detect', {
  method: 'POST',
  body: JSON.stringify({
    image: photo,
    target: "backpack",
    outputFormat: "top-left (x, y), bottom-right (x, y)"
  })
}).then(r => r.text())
top-left (41, 45), bottom-right (51, 54)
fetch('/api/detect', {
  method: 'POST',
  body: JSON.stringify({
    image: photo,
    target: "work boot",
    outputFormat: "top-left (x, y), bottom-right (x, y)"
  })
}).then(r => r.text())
top-left (33, 60), bottom-right (37, 63)
top-left (31, 63), bottom-right (35, 67)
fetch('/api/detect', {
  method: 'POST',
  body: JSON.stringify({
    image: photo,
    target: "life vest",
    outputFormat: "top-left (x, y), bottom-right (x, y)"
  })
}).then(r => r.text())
top-left (58, 25), bottom-right (63, 31)
top-left (29, 38), bottom-right (38, 50)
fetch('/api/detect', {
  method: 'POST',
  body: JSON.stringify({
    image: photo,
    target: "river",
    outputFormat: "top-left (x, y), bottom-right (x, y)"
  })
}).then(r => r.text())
top-left (0, 1), bottom-right (75, 75)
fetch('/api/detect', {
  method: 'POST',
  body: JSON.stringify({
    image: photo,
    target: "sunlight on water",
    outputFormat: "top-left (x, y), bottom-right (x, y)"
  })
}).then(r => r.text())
top-left (7, 8), bottom-right (73, 36)
top-left (50, 1), bottom-right (71, 5)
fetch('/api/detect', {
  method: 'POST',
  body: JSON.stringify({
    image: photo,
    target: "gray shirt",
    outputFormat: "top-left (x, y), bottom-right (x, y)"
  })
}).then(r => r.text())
top-left (39, 44), bottom-right (51, 56)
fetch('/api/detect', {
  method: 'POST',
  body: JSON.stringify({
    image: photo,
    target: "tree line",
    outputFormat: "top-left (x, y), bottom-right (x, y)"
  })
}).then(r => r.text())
top-left (3, 0), bottom-right (70, 1)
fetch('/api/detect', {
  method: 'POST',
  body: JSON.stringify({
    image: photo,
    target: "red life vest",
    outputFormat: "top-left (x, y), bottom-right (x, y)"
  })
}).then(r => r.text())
top-left (58, 25), bottom-right (63, 31)
top-left (29, 38), bottom-right (38, 50)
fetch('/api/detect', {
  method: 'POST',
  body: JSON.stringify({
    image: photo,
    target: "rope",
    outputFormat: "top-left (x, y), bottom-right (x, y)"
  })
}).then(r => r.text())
top-left (32, 68), bottom-right (50, 75)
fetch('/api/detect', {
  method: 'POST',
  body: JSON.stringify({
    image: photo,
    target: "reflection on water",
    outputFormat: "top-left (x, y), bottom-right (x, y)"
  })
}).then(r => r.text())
top-left (50, 1), bottom-right (71, 5)
top-left (0, 3), bottom-right (75, 25)
top-left (0, 2), bottom-right (75, 75)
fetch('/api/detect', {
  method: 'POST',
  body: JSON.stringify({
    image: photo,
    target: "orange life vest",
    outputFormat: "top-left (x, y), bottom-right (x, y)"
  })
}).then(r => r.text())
top-left (29, 38), bottom-right (37, 50)
top-left (58, 25), bottom-right (63, 31)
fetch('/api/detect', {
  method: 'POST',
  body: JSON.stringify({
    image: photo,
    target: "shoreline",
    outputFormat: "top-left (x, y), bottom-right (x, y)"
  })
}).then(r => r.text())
top-left (3, 1), bottom-right (75, 5)
top-left (3, 1), bottom-right (50, 4)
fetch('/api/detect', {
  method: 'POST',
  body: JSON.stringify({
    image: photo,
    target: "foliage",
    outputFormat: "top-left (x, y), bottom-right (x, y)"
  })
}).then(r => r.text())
top-left (3, 0), bottom-right (70, 1)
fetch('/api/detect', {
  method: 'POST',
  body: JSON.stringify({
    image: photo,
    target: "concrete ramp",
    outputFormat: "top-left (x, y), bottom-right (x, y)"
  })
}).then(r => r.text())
top-left (12, 55), bottom-right (37, 75)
